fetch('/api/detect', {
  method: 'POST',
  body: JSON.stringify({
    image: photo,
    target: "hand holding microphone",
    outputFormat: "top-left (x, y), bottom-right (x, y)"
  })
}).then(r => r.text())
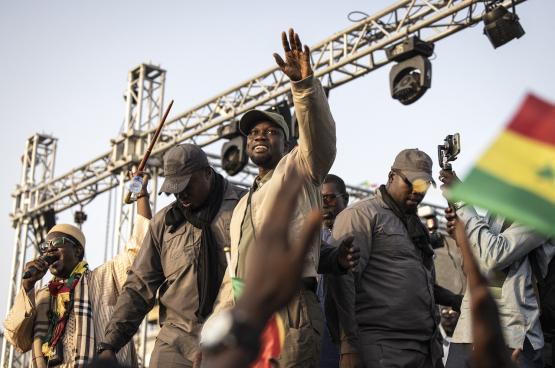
top-left (22, 256), bottom-right (52, 292)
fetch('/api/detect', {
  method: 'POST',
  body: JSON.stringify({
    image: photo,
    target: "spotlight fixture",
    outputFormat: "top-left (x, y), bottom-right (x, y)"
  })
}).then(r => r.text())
top-left (483, 2), bottom-right (525, 49)
top-left (32, 209), bottom-right (56, 247)
top-left (218, 121), bottom-right (248, 176)
top-left (386, 37), bottom-right (434, 105)
top-left (417, 206), bottom-right (445, 249)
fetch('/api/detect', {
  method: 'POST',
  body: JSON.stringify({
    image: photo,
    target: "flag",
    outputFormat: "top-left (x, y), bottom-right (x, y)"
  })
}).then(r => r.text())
top-left (450, 93), bottom-right (555, 236)
top-left (231, 277), bottom-right (285, 368)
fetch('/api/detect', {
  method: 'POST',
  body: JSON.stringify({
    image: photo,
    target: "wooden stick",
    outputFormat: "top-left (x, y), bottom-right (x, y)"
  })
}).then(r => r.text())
top-left (124, 100), bottom-right (174, 204)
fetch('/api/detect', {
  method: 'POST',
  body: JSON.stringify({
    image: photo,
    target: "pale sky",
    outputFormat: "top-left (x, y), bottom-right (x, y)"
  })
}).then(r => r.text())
top-left (1, 0), bottom-right (553, 321)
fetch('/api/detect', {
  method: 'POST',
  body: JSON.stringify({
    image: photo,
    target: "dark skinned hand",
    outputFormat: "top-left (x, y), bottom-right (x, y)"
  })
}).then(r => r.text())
top-left (128, 170), bottom-right (152, 220)
top-left (444, 207), bottom-right (457, 241)
top-left (337, 235), bottom-right (359, 272)
top-left (454, 222), bottom-right (516, 368)
top-left (273, 28), bottom-right (313, 82)
top-left (22, 256), bottom-right (51, 292)
top-left (439, 169), bottom-right (460, 196)
top-left (340, 353), bottom-right (364, 368)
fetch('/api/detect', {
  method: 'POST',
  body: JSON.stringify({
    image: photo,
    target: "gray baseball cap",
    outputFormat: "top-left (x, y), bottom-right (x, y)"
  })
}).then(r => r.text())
top-left (391, 148), bottom-right (437, 189)
top-left (239, 110), bottom-right (290, 141)
top-left (158, 144), bottom-right (209, 195)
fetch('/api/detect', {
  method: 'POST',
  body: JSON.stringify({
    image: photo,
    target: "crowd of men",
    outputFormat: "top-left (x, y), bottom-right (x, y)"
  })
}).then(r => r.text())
top-left (3, 28), bottom-right (554, 368)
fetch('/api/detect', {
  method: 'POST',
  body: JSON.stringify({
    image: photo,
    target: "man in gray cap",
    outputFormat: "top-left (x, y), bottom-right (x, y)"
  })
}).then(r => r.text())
top-left (201, 28), bottom-right (345, 368)
top-left (101, 144), bottom-right (247, 368)
top-left (325, 149), bottom-right (458, 368)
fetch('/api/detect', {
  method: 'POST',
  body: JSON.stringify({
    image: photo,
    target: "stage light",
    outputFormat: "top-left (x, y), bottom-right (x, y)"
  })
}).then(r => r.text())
top-left (221, 136), bottom-right (248, 176)
top-left (32, 209), bottom-right (56, 246)
top-left (218, 121), bottom-right (248, 176)
top-left (483, 3), bottom-right (525, 49)
top-left (386, 37), bottom-right (434, 105)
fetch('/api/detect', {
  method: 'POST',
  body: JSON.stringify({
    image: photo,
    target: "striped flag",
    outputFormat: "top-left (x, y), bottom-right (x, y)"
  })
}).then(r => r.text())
top-left (450, 93), bottom-right (555, 236)
top-left (231, 278), bottom-right (285, 368)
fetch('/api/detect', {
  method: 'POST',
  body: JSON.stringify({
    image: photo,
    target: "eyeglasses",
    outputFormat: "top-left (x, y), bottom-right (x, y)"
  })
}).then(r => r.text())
top-left (322, 193), bottom-right (346, 204)
top-left (441, 309), bottom-right (459, 317)
top-left (393, 170), bottom-right (431, 192)
top-left (39, 237), bottom-right (76, 253)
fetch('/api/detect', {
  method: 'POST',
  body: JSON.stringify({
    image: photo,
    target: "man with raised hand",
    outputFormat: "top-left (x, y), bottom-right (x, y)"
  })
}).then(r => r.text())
top-left (202, 28), bottom-right (342, 368)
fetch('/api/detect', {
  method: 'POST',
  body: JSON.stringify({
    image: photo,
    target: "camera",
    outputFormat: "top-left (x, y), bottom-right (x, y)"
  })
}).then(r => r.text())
top-left (418, 205), bottom-right (445, 249)
top-left (438, 133), bottom-right (461, 172)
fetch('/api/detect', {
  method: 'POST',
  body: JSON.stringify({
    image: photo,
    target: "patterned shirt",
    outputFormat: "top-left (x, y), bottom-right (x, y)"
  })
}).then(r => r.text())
top-left (3, 215), bottom-right (149, 368)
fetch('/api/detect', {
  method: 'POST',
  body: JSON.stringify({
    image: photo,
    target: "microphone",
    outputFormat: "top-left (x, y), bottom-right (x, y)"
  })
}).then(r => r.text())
top-left (22, 256), bottom-right (53, 280)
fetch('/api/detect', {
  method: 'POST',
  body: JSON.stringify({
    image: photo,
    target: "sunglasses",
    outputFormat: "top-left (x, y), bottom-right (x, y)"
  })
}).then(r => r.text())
top-left (393, 170), bottom-right (431, 192)
top-left (39, 237), bottom-right (76, 253)
top-left (322, 193), bottom-right (346, 204)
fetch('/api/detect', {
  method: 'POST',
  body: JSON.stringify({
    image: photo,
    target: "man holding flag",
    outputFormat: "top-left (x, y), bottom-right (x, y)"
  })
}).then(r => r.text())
top-left (441, 93), bottom-right (555, 368)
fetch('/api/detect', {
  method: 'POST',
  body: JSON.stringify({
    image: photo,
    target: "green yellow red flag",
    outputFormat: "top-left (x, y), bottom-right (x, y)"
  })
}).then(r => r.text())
top-left (450, 93), bottom-right (555, 236)
top-left (231, 277), bottom-right (285, 368)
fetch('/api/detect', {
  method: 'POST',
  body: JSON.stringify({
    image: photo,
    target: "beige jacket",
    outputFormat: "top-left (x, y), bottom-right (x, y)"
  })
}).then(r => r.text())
top-left (202, 74), bottom-right (336, 341)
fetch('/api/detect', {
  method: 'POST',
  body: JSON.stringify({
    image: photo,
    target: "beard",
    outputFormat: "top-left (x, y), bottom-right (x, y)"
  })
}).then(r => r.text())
top-left (401, 201), bottom-right (418, 215)
top-left (250, 152), bottom-right (273, 166)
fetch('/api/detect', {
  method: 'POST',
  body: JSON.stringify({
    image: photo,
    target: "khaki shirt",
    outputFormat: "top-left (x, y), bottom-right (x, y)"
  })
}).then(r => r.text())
top-left (103, 180), bottom-right (247, 362)
top-left (202, 74), bottom-right (336, 343)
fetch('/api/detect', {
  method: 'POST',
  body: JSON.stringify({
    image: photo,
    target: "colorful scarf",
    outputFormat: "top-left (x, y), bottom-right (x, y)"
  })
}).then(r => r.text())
top-left (41, 261), bottom-right (88, 361)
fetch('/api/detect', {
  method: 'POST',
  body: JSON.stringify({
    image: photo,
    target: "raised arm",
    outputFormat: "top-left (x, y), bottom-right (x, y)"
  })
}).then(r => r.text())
top-left (450, 206), bottom-right (547, 271)
top-left (274, 29), bottom-right (336, 184)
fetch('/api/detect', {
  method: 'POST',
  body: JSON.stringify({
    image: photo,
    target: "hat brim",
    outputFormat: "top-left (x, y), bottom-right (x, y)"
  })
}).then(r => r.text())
top-left (404, 171), bottom-right (437, 189)
top-left (158, 174), bottom-right (192, 195)
top-left (239, 110), bottom-right (289, 141)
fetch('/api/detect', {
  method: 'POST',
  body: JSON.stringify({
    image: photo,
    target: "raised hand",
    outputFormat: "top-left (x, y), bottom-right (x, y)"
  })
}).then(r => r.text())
top-left (273, 28), bottom-right (313, 82)
top-left (22, 257), bottom-right (51, 292)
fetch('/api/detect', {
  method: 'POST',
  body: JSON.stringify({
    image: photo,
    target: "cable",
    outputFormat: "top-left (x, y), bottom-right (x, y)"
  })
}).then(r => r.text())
top-left (348, 11), bottom-right (370, 23)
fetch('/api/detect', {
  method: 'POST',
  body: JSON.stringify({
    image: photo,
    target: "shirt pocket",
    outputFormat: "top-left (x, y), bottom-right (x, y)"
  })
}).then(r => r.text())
top-left (372, 224), bottom-right (404, 254)
top-left (162, 228), bottom-right (196, 278)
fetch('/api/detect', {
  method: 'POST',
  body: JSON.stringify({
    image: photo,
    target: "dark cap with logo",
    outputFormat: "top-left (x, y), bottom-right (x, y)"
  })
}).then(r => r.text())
top-left (158, 144), bottom-right (209, 195)
top-left (238, 110), bottom-right (290, 141)
top-left (391, 148), bottom-right (437, 189)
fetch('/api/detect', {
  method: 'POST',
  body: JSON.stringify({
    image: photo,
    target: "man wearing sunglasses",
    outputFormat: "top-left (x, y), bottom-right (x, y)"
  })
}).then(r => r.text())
top-left (101, 144), bottom-right (247, 368)
top-left (3, 171), bottom-right (152, 368)
top-left (325, 149), bottom-right (458, 368)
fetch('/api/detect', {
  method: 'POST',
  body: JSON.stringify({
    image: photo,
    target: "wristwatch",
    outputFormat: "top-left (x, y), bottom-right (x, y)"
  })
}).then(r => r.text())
top-left (96, 342), bottom-right (117, 356)
top-left (201, 310), bottom-right (262, 361)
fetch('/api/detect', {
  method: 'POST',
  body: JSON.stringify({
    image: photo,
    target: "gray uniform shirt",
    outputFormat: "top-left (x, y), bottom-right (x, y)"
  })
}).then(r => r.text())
top-left (103, 180), bottom-right (247, 361)
top-left (325, 188), bottom-right (442, 364)
top-left (452, 206), bottom-right (555, 350)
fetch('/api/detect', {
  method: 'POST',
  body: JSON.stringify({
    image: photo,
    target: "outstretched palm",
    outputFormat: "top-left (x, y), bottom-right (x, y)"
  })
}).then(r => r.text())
top-left (274, 28), bottom-right (313, 82)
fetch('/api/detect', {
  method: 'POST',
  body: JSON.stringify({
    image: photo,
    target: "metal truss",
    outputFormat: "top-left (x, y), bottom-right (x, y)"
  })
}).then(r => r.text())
top-left (3, 134), bottom-right (56, 368)
top-left (10, 0), bottom-right (527, 223)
